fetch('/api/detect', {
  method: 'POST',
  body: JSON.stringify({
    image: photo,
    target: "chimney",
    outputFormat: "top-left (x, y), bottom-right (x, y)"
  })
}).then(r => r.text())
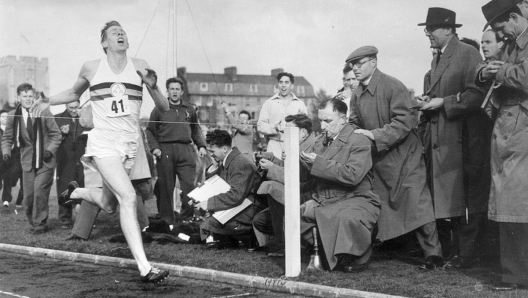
top-left (177, 67), bottom-right (187, 79)
top-left (224, 66), bottom-right (237, 81)
top-left (271, 68), bottom-right (284, 78)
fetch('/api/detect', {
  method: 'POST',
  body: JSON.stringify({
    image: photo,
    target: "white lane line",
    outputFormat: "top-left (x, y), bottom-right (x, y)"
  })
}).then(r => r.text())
top-left (0, 290), bottom-right (31, 298)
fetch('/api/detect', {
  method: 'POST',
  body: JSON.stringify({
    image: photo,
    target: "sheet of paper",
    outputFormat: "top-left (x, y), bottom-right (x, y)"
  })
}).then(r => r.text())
top-left (188, 174), bottom-right (231, 202)
top-left (213, 198), bottom-right (253, 225)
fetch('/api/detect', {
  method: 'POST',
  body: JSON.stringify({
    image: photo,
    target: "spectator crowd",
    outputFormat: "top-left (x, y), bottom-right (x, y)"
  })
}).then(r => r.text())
top-left (1, 0), bottom-right (528, 290)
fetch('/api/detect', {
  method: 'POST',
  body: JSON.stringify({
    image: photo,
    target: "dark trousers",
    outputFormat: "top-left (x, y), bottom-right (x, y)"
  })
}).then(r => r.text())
top-left (415, 221), bottom-right (443, 258)
top-left (252, 195), bottom-right (284, 247)
top-left (157, 142), bottom-right (197, 224)
top-left (437, 211), bottom-right (488, 259)
top-left (72, 180), bottom-right (151, 240)
top-left (23, 167), bottom-right (53, 228)
top-left (452, 211), bottom-right (488, 258)
top-left (56, 159), bottom-right (84, 225)
top-left (1, 175), bottom-right (12, 202)
top-left (499, 222), bottom-right (528, 286)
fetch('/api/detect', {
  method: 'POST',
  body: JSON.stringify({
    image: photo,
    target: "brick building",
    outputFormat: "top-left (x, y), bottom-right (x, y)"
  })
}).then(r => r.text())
top-left (176, 67), bottom-right (317, 127)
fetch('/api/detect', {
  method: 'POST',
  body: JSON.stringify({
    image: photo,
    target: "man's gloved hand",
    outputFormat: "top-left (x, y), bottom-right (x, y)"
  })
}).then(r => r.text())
top-left (43, 150), bottom-right (53, 162)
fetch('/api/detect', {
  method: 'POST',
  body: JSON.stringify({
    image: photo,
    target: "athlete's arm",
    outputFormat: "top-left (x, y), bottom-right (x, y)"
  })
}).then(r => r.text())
top-left (134, 59), bottom-right (169, 113)
top-left (31, 61), bottom-right (94, 114)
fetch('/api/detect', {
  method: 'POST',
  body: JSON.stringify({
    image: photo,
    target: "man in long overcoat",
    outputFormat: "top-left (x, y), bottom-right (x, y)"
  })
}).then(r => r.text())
top-left (299, 99), bottom-right (380, 272)
top-left (347, 46), bottom-right (443, 269)
top-left (417, 8), bottom-right (491, 267)
top-left (476, 0), bottom-right (528, 290)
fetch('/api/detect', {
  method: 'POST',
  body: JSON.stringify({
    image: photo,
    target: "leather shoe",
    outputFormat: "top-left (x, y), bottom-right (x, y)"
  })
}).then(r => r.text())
top-left (58, 181), bottom-right (81, 206)
top-left (65, 234), bottom-right (85, 241)
top-left (61, 224), bottom-right (72, 230)
top-left (141, 267), bottom-right (169, 283)
top-left (445, 255), bottom-right (478, 269)
top-left (421, 255), bottom-right (444, 270)
top-left (490, 282), bottom-right (519, 291)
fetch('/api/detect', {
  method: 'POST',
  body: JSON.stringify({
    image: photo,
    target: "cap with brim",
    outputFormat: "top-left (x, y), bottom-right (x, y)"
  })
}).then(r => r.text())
top-left (346, 46), bottom-right (378, 63)
top-left (417, 7), bottom-right (462, 28)
top-left (482, 0), bottom-right (517, 31)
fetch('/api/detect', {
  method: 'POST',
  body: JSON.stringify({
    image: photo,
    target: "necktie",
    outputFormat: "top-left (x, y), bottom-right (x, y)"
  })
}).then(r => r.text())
top-left (436, 50), bottom-right (442, 66)
top-left (72, 117), bottom-right (79, 142)
top-left (25, 108), bottom-right (34, 140)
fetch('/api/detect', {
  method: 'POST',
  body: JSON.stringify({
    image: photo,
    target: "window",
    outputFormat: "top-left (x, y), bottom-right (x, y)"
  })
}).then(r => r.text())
top-left (297, 86), bottom-right (305, 95)
top-left (251, 112), bottom-right (256, 119)
top-left (225, 83), bottom-right (233, 92)
top-left (194, 96), bottom-right (202, 106)
top-left (250, 84), bottom-right (258, 93)
top-left (200, 82), bottom-right (208, 92)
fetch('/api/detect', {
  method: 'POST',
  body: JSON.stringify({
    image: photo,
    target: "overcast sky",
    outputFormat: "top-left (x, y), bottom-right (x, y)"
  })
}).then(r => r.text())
top-left (1, 0), bottom-right (490, 116)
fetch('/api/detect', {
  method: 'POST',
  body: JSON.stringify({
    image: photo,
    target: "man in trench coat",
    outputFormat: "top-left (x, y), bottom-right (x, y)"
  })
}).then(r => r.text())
top-left (347, 46), bottom-right (443, 269)
top-left (299, 99), bottom-right (380, 272)
top-left (417, 8), bottom-right (491, 267)
top-left (476, 0), bottom-right (528, 290)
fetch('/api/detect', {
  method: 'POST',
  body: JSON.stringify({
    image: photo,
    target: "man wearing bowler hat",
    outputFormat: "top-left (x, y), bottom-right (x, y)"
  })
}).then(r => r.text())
top-left (476, 0), bottom-right (528, 290)
top-left (346, 46), bottom-right (443, 270)
top-left (417, 8), bottom-right (491, 269)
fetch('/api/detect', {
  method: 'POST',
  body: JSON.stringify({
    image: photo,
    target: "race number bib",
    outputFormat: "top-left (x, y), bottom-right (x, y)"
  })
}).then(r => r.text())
top-left (104, 95), bottom-right (130, 117)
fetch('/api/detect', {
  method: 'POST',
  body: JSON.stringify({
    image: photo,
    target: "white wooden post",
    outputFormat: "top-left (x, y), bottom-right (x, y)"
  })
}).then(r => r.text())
top-left (284, 126), bottom-right (301, 277)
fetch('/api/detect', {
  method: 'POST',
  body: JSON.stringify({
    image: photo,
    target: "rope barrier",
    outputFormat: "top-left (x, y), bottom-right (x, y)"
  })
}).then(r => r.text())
top-left (134, 0), bottom-right (162, 58)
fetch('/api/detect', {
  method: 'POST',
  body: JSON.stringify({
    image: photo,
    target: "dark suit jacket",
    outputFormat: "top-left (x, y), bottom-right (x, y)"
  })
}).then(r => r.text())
top-left (1, 108), bottom-right (61, 172)
top-left (54, 110), bottom-right (90, 172)
top-left (206, 147), bottom-right (261, 214)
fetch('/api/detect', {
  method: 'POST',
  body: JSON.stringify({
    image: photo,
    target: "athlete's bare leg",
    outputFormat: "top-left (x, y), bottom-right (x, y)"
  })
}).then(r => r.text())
top-left (70, 181), bottom-right (119, 214)
top-left (80, 156), bottom-right (152, 275)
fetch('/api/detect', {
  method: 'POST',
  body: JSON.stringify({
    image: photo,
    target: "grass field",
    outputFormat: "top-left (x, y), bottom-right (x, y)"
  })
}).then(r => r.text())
top-left (0, 182), bottom-right (526, 298)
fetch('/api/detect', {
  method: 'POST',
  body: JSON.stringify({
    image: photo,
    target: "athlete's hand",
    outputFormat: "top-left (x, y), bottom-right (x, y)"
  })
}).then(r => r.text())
top-left (137, 68), bottom-right (158, 89)
top-left (30, 92), bottom-right (51, 117)
top-left (198, 147), bottom-right (207, 158)
top-left (60, 124), bottom-right (70, 135)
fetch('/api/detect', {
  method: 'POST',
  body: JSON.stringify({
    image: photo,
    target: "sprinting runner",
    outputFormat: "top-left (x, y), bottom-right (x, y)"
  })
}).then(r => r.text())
top-left (31, 21), bottom-right (170, 283)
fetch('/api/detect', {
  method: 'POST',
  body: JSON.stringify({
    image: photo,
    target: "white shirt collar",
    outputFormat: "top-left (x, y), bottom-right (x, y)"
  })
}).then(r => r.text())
top-left (270, 93), bottom-right (300, 101)
top-left (517, 26), bottom-right (528, 41)
top-left (362, 75), bottom-right (373, 87)
top-left (21, 107), bottom-right (30, 124)
top-left (222, 148), bottom-right (233, 167)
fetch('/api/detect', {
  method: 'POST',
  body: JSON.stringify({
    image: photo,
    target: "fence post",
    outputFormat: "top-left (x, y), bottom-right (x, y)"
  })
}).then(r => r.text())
top-left (284, 126), bottom-right (301, 277)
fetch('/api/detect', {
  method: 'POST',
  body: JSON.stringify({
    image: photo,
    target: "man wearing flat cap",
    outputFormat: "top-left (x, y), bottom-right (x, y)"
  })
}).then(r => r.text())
top-left (346, 46), bottom-right (443, 270)
top-left (476, 0), bottom-right (528, 290)
top-left (416, 7), bottom-right (491, 269)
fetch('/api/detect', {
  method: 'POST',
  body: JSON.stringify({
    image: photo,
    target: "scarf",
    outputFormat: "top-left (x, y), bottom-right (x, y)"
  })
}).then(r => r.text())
top-left (12, 104), bottom-right (44, 169)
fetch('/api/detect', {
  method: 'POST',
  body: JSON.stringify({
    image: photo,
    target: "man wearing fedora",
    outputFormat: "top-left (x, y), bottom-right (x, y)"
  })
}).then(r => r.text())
top-left (417, 7), bottom-right (491, 269)
top-left (476, 0), bottom-right (528, 291)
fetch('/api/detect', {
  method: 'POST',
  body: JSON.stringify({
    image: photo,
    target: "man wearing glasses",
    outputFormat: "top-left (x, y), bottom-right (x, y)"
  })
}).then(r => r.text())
top-left (347, 46), bottom-right (443, 270)
top-left (417, 8), bottom-right (491, 269)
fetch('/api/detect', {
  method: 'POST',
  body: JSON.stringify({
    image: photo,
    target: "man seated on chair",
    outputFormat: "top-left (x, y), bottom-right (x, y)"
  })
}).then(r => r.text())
top-left (195, 129), bottom-right (266, 249)
top-left (252, 114), bottom-right (316, 257)
top-left (299, 98), bottom-right (380, 273)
